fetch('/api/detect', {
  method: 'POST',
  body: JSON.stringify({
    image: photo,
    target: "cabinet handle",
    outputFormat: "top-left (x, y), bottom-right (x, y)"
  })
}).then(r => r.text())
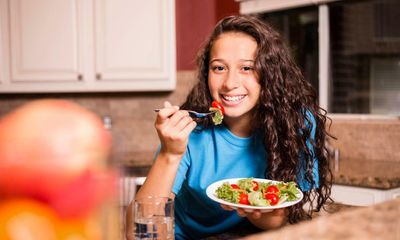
top-left (96, 73), bottom-right (102, 80)
top-left (78, 74), bottom-right (83, 81)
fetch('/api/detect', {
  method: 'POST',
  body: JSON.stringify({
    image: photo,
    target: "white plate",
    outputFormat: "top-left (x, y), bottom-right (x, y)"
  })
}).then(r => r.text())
top-left (206, 178), bottom-right (304, 213)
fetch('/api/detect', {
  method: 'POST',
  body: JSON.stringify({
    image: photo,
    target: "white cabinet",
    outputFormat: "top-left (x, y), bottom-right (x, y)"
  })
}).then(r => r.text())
top-left (8, 0), bottom-right (85, 83)
top-left (0, 0), bottom-right (176, 93)
top-left (331, 185), bottom-right (400, 206)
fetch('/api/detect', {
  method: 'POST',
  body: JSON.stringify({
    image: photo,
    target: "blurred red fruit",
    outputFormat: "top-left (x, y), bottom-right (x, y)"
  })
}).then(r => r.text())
top-left (0, 99), bottom-right (115, 217)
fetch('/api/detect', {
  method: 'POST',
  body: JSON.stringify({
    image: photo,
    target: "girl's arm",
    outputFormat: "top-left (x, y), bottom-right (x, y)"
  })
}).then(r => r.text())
top-left (135, 101), bottom-right (196, 199)
top-left (134, 152), bottom-right (182, 199)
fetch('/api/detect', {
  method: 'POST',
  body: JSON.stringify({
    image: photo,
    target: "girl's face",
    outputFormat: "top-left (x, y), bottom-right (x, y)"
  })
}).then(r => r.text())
top-left (208, 32), bottom-right (260, 121)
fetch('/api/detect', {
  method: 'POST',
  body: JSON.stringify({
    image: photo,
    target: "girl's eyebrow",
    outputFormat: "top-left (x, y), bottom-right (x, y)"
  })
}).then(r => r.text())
top-left (241, 59), bottom-right (255, 63)
top-left (209, 59), bottom-right (224, 64)
top-left (209, 59), bottom-right (255, 63)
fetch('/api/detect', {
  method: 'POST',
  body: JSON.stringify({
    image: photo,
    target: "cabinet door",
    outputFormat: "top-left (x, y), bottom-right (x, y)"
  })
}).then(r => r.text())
top-left (0, 0), bottom-right (6, 85)
top-left (94, 0), bottom-right (176, 91)
top-left (0, 0), bottom-right (175, 92)
top-left (9, 0), bottom-right (84, 83)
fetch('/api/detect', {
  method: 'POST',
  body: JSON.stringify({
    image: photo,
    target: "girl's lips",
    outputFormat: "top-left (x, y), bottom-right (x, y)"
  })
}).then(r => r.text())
top-left (220, 94), bottom-right (246, 106)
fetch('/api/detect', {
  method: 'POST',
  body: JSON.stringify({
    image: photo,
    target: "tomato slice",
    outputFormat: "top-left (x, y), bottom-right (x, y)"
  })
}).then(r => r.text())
top-left (211, 101), bottom-right (225, 114)
top-left (264, 193), bottom-right (279, 205)
top-left (230, 184), bottom-right (240, 189)
top-left (252, 181), bottom-right (259, 191)
top-left (238, 193), bottom-right (249, 205)
top-left (266, 185), bottom-right (279, 194)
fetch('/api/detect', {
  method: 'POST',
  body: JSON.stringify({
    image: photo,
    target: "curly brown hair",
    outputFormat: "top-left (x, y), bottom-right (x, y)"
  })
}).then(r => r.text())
top-left (181, 15), bottom-right (333, 224)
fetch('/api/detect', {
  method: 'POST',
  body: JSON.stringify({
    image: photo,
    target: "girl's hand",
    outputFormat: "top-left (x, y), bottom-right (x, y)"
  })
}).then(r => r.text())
top-left (220, 204), bottom-right (287, 229)
top-left (220, 204), bottom-right (263, 219)
top-left (155, 101), bottom-right (197, 159)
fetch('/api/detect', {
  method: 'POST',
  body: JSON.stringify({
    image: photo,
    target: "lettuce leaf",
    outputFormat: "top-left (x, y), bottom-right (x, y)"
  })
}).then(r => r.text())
top-left (209, 107), bottom-right (223, 125)
top-left (215, 182), bottom-right (239, 203)
top-left (248, 191), bottom-right (270, 206)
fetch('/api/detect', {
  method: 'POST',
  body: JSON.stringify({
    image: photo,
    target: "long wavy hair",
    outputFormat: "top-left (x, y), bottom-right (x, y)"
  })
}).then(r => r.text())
top-left (181, 15), bottom-right (333, 223)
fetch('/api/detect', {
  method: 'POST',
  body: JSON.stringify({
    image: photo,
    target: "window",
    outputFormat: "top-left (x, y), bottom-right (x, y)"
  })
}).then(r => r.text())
top-left (257, 0), bottom-right (400, 115)
top-left (260, 6), bottom-right (319, 96)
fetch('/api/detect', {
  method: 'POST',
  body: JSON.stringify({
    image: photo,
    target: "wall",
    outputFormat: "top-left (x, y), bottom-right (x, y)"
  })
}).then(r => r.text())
top-left (176, 0), bottom-right (239, 70)
top-left (329, 117), bottom-right (400, 187)
top-left (0, 71), bottom-right (197, 168)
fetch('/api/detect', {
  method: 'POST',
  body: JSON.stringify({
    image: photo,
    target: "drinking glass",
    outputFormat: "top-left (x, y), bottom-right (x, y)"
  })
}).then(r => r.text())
top-left (133, 196), bottom-right (174, 240)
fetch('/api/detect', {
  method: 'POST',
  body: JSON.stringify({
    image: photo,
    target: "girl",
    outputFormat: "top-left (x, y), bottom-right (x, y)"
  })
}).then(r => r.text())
top-left (134, 15), bottom-right (332, 239)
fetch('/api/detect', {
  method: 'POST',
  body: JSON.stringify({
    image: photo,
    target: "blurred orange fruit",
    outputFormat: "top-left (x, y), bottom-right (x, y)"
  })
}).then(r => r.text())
top-left (0, 198), bottom-right (103, 240)
top-left (0, 199), bottom-right (59, 240)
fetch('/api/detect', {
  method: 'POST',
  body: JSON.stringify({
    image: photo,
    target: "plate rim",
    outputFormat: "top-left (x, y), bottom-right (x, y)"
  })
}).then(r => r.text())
top-left (206, 178), bottom-right (304, 211)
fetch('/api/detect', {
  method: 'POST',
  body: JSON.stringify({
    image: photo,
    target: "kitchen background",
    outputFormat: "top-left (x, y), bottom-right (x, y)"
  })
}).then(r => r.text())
top-left (0, 0), bottom-right (399, 201)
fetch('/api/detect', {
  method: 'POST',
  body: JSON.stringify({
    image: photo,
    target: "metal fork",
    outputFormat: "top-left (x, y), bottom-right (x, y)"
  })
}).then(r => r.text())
top-left (154, 109), bottom-right (215, 118)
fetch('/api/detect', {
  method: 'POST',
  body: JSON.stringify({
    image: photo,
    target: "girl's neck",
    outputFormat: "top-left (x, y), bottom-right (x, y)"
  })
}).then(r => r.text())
top-left (223, 115), bottom-right (253, 138)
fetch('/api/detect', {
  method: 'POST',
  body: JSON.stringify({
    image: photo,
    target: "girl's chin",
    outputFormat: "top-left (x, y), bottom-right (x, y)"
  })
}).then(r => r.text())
top-left (224, 108), bottom-right (254, 119)
top-left (224, 112), bottom-right (246, 119)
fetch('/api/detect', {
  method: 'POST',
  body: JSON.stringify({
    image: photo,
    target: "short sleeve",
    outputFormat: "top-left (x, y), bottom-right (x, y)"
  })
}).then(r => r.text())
top-left (297, 111), bottom-right (320, 191)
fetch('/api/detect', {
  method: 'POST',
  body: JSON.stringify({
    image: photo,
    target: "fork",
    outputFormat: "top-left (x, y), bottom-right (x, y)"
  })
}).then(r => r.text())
top-left (154, 109), bottom-right (215, 118)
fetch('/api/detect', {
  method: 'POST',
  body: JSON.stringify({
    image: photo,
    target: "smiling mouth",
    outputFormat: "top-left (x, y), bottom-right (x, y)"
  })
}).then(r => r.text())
top-left (221, 95), bottom-right (246, 103)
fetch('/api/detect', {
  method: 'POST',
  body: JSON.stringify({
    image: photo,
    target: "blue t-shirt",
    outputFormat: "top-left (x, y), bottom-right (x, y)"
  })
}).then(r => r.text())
top-left (171, 116), bottom-right (319, 239)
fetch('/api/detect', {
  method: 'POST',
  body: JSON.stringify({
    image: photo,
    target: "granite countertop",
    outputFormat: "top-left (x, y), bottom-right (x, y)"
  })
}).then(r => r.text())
top-left (123, 166), bottom-right (400, 190)
top-left (202, 202), bottom-right (360, 239)
top-left (334, 174), bottom-right (400, 189)
top-left (242, 199), bottom-right (400, 240)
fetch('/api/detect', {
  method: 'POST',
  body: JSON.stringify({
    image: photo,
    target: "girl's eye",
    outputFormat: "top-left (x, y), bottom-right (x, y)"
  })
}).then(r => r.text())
top-left (242, 66), bottom-right (254, 71)
top-left (212, 65), bottom-right (226, 72)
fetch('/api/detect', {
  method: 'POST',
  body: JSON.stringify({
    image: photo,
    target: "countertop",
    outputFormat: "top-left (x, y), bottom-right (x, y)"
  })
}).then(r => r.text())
top-left (123, 166), bottom-right (400, 189)
top-left (203, 202), bottom-right (360, 239)
top-left (242, 199), bottom-right (400, 240)
top-left (334, 174), bottom-right (400, 189)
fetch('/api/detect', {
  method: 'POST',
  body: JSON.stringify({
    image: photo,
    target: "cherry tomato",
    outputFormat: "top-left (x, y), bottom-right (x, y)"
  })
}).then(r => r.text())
top-left (265, 193), bottom-right (279, 205)
top-left (238, 193), bottom-right (249, 205)
top-left (266, 185), bottom-right (280, 194)
top-left (252, 181), bottom-right (259, 191)
top-left (231, 184), bottom-right (240, 189)
top-left (211, 101), bottom-right (225, 114)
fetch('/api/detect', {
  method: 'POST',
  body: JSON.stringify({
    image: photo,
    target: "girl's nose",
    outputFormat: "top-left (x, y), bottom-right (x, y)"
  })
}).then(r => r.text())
top-left (223, 71), bottom-right (240, 90)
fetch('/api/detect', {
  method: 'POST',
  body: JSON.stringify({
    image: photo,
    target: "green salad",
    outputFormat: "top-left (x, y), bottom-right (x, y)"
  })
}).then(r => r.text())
top-left (209, 101), bottom-right (224, 125)
top-left (215, 178), bottom-right (300, 206)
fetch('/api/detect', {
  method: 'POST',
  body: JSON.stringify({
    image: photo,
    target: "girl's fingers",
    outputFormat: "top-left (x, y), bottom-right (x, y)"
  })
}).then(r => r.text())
top-left (232, 208), bottom-right (262, 219)
top-left (179, 120), bottom-right (197, 137)
top-left (236, 208), bottom-right (247, 217)
top-left (220, 204), bottom-right (233, 211)
top-left (166, 110), bottom-right (190, 128)
top-left (163, 101), bottom-right (180, 112)
top-left (174, 115), bottom-right (195, 132)
top-left (156, 109), bottom-right (196, 142)
top-left (164, 115), bottom-right (196, 142)
top-left (155, 102), bottom-right (180, 123)
top-left (164, 101), bottom-right (172, 108)
top-left (250, 210), bottom-right (262, 219)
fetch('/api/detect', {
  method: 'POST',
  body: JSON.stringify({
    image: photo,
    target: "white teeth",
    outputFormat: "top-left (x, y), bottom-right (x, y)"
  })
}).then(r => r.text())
top-left (223, 95), bottom-right (245, 102)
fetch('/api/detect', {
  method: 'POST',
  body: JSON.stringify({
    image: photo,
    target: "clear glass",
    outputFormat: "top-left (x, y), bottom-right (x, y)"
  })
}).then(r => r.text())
top-left (133, 196), bottom-right (174, 240)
